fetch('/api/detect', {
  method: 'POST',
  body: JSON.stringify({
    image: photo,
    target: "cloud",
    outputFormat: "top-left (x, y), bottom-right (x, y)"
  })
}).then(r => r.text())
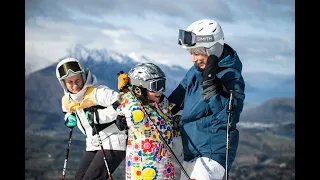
top-left (25, 0), bottom-right (295, 76)
top-left (26, 0), bottom-right (294, 24)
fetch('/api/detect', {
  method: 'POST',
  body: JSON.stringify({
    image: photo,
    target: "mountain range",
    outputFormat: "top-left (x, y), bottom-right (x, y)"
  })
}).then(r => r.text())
top-left (25, 44), bottom-right (295, 135)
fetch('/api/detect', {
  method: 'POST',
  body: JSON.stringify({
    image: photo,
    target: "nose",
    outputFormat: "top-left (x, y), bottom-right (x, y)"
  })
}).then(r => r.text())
top-left (73, 82), bottom-right (81, 89)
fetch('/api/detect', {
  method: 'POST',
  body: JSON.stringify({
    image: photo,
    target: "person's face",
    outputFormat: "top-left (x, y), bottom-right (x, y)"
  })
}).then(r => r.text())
top-left (64, 74), bottom-right (84, 94)
top-left (190, 52), bottom-right (208, 69)
top-left (147, 90), bottom-right (163, 103)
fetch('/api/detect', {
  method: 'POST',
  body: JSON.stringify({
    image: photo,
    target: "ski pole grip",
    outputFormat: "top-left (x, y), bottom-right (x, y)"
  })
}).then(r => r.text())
top-left (228, 90), bottom-right (235, 112)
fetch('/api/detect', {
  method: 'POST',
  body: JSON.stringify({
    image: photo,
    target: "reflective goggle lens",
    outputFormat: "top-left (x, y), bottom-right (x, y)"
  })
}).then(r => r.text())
top-left (149, 79), bottom-right (166, 92)
top-left (58, 61), bottom-right (82, 79)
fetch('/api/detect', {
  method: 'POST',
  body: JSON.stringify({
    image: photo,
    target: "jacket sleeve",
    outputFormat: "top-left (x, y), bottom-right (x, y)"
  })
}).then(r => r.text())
top-left (116, 93), bottom-right (141, 129)
top-left (208, 70), bottom-right (245, 128)
top-left (168, 67), bottom-right (194, 115)
top-left (61, 98), bottom-right (72, 121)
top-left (94, 85), bottom-right (120, 107)
top-left (95, 106), bottom-right (119, 124)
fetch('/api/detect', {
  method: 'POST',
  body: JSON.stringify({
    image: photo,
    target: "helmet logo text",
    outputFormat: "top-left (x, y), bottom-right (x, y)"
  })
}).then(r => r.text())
top-left (195, 35), bottom-right (215, 42)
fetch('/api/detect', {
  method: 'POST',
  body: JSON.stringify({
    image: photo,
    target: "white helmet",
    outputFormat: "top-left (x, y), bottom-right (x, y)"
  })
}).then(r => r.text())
top-left (56, 58), bottom-right (86, 91)
top-left (178, 19), bottom-right (224, 57)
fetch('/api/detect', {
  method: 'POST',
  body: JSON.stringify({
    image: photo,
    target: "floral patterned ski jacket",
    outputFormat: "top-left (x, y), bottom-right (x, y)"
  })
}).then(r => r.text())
top-left (117, 91), bottom-right (179, 180)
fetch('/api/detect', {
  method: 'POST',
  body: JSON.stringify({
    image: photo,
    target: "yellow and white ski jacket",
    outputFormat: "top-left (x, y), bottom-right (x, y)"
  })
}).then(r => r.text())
top-left (60, 70), bottom-right (127, 151)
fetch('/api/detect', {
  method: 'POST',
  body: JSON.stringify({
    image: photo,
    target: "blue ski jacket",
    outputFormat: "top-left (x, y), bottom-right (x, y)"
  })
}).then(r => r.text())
top-left (168, 44), bottom-right (245, 171)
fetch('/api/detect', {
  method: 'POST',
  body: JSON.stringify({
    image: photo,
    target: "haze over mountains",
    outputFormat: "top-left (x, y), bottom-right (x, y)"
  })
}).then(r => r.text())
top-left (26, 44), bottom-right (294, 103)
top-left (25, 44), bottom-right (295, 135)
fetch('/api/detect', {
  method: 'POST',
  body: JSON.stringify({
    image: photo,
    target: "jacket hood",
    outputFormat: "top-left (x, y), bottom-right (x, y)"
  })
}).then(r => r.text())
top-left (218, 43), bottom-right (242, 73)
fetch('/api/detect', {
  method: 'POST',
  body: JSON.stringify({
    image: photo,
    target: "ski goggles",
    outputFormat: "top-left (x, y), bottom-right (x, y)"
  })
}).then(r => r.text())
top-left (178, 29), bottom-right (215, 47)
top-left (57, 61), bottom-right (83, 79)
top-left (147, 78), bottom-right (166, 92)
top-left (131, 78), bottom-right (166, 92)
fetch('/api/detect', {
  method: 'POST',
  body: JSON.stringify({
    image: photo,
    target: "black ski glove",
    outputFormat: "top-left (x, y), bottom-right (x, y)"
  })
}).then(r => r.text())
top-left (115, 115), bottom-right (128, 131)
top-left (201, 55), bottom-right (222, 100)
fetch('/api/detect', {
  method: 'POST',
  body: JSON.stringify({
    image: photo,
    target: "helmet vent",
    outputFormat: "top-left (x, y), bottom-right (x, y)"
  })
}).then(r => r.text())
top-left (209, 23), bottom-right (213, 25)
top-left (212, 28), bottom-right (217, 33)
top-left (199, 28), bottom-right (204, 32)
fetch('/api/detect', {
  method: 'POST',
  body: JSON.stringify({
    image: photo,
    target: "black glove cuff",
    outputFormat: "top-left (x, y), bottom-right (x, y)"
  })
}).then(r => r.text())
top-left (112, 100), bottom-right (121, 110)
top-left (201, 77), bottom-right (221, 89)
top-left (115, 115), bottom-right (128, 131)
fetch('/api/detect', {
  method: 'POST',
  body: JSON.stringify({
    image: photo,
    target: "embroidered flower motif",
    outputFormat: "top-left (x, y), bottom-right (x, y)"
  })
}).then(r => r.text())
top-left (141, 121), bottom-right (151, 132)
top-left (163, 163), bottom-right (174, 178)
top-left (148, 110), bottom-right (158, 123)
top-left (142, 165), bottom-right (158, 180)
top-left (156, 117), bottom-right (167, 129)
top-left (120, 98), bottom-right (129, 108)
top-left (142, 138), bottom-right (155, 153)
top-left (133, 142), bottom-right (140, 150)
top-left (131, 107), bottom-right (144, 124)
top-left (132, 166), bottom-right (143, 179)
top-left (151, 130), bottom-right (159, 141)
top-left (133, 153), bottom-right (141, 163)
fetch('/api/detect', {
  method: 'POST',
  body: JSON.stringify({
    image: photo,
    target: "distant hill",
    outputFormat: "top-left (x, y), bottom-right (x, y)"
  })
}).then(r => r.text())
top-left (240, 97), bottom-right (295, 125)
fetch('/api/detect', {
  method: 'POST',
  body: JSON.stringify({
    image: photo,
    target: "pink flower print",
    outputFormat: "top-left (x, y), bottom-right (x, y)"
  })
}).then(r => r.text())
top-left (163, 162), bottom-right (174, 178)
top-left (133, 142), bottom-right (140, 150)
top-left (132, 154), bottom-right (141, 163)
top-left (142, 138), bottom-right (155, 153)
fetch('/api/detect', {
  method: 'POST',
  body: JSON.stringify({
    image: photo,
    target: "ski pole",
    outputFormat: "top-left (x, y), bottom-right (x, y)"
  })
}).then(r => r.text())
top-left (225, 90), bottom-right (235, 180)
top-left (62, 128), bottom-right (73, 180)
top-left (91, 108), bottom-right (113, 180)
top-left (128, 87), bottom-right (194, 180)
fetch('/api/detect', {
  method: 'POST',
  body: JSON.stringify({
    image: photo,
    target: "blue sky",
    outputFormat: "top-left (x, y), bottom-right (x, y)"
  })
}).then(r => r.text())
top-left (25, 0), bottom-right (295, 77)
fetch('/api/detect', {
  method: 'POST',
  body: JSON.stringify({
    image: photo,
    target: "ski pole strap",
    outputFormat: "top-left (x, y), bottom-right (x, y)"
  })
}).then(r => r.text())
top-left (85, 106), bottom-right (116, 136)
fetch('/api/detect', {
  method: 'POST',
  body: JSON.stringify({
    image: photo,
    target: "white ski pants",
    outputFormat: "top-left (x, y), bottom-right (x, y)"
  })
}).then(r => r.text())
top-left (179, 157), bottom-right (225, 180)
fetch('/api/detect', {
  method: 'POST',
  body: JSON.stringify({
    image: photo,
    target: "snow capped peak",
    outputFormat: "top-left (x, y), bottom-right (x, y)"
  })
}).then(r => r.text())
top-left (63, 44), bottom-right (179, 69)
top-left (67, 44), bottom-right (129, 64)
top-left (126, 52), bottom-right (149, 63)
